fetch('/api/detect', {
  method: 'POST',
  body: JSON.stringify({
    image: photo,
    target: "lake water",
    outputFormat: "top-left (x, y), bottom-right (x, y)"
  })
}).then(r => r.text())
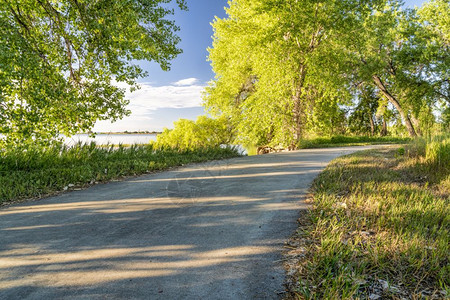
top-left (1, 134), bottom-right (249, 154)
top-left (64, 134), bottom-right (157, 146)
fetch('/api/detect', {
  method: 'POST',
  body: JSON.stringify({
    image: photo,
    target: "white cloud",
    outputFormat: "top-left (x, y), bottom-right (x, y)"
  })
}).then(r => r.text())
top-left (173, 78), bottom-right (199, 86)
top-left (93, 78), bottom-right (205, 132)
top-left (128, 83), bottom-right (204, 110)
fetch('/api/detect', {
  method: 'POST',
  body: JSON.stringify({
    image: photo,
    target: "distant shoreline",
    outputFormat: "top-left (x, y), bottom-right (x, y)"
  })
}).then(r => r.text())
top-left (81, 132), bottom-right (162, 135)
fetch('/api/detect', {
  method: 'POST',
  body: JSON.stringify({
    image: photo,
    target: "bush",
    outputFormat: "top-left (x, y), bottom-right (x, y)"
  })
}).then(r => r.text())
top-left (153, 116), bottom-right (234, 150)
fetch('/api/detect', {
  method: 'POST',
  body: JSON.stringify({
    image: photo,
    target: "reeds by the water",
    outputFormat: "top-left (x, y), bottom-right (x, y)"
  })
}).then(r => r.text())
top-left (0, 142), bottom-right (240, 204)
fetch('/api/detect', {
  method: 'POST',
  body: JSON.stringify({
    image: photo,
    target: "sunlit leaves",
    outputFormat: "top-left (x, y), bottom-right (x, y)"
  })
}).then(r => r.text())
top-left (205, 0), bottom-right (381, 146)
top-left (205, 0), bottom-right (449, 143)
top-left (153, 116), bottom-right (234, 150)
top-left (0, 0), bottom-right (186, 145)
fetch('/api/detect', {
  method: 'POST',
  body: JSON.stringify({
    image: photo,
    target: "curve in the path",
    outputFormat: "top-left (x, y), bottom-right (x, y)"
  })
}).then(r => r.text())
top-left (0, 146), bottom-right (377, 299)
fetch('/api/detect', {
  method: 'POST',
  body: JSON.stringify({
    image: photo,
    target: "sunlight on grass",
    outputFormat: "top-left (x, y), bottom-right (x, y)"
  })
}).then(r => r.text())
top-left (289, 143), bottom-right (449, 299)
top-left (0, 143), bottom-right (240, 204)
top-left (298, 135), bottom-right (411, 149)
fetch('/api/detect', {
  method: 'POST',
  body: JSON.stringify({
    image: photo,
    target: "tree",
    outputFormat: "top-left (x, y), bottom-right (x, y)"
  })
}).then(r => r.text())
top-left (416, 0), bottom-right (450, 132)
top-left (204, 0), bottom-right (446, 145)
top-left (342, 1), bottom-right (449, 137)
top-left (348, 85), bottom-right (381, 136)
top-left (204, 0), bottom-right (390, 147)
top-left (0, 0), bottom-right (186, 145)
top-left (338, 2), bottom-right (417, 137)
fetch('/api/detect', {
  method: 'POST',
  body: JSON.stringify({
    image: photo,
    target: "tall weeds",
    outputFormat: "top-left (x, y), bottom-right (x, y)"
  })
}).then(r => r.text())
top-left (406, 133), bottom-right (450, 173)
top-left (0, 143), bottom-right (240, 204)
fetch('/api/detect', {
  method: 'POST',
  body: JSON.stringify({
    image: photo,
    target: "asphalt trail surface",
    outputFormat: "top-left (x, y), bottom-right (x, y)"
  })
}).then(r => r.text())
top-left (0, 146), bottom-right (377, 299)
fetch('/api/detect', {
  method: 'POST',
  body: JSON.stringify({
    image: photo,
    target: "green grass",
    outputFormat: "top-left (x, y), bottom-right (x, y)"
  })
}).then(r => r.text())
top-left (288, 141), bottom-right (449, 299)
top-left (298, 135), bottom-right (411, 149)
top-left (0, 143), bottom-right (240, 204)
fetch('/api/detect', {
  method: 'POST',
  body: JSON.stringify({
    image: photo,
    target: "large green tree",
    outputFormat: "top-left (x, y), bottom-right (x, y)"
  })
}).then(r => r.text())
top-left (343, 1), bottom-right (449, 137)
top-left (205, 0), bottom-right (448, 143)
top-left (348, 84), bottom-right (381, 136)
top-left (204, 0), bottom-right (388, 147)
top-left (0, 0), bottom-right (186, 145)
top-left (416, 0), bottom-right (450, 130)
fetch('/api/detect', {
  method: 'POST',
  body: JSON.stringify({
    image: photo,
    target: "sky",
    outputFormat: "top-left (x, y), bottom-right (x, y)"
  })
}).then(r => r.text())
top-left (93, 0), bottom-right (427, 133)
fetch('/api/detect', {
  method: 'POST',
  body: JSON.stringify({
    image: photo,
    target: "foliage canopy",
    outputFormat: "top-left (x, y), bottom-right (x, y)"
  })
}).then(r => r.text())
top-left (204, 0), bottom-right (449, 147)
top-left (0, 0), bottom-right (186, 145)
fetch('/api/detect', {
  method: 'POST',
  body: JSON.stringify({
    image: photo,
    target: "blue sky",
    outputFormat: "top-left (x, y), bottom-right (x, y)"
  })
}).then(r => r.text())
top-left (94, 0), bottom-right (427, 132)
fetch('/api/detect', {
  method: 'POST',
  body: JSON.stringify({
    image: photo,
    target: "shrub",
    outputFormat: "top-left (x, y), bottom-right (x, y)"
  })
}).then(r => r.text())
top-left (153, 116), bottom-right (234, 150)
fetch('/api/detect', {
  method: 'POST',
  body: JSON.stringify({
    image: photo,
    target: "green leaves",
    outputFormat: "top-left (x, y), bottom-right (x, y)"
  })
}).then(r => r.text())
top-left (205, 0), bottom-right (448, 144)
top-left (0, 0), bottom-right (185, 145)
top-left (153, 116), bottom-right (235, 151)
top-left (341, 1), bottom-right (449, 136)
top-left (205, 0), bottom-right (378, 147)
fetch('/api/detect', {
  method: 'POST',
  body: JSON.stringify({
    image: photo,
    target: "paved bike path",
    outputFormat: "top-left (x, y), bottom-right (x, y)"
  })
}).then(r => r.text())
top-left (0, 146), bottom-right (377, 299)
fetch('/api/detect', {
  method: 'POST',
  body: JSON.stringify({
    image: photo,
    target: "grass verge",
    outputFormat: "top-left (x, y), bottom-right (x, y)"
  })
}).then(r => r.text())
top-left (298, 136), bottom-right (411, 149)
top-left (0, 143), bottom-right (240, 204)
top-left (285, 146), bottom-right (449, 299)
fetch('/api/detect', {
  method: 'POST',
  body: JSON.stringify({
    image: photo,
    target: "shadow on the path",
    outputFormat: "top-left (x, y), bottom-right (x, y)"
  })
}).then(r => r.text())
top-left (0, 149), bottom-right (355, 299)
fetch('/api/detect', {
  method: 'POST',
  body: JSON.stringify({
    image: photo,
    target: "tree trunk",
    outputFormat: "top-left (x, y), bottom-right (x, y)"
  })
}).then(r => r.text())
top-left (369, 113), bottom-right (375, 136)
top-left (372, 75), bottom-right (417, 137)
top-left (292, 64), bottom-right (307, 144)
top-left (381, 118), bottom-right (388, 136)
top-left (410, 115), bottom-right (423, 137)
